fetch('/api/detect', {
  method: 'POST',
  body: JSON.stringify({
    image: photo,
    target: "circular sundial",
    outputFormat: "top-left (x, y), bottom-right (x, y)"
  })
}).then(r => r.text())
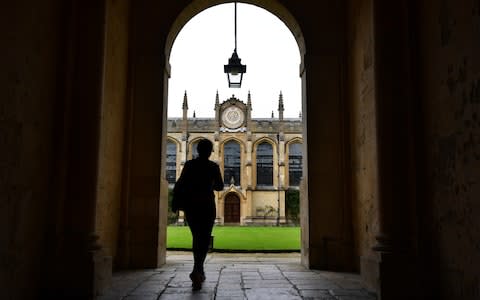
top-left (222, 106), bottom-right (245, 129)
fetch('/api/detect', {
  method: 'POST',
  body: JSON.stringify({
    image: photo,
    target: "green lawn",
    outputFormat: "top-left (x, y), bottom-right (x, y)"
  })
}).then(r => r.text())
top-left (167, 226), bottom-right (300, 251)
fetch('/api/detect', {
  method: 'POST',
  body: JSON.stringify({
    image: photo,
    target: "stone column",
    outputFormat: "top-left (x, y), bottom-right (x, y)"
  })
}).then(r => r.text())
top-left (279, 189), bottom-right (286, 219)
top-left (278, 140), bottom-right (285, 180)
top-left (302, 49), bottom-right (351, 270)
top-left (246, 138), bottom-right (253, 189)
top-left (117, 0), bottom-right (168, 269)
top-left (51, 0), bottom-right (109, 296)
top-left (181, 139), bottom-right (188, 165)
top-left (372, 0), bottom-right (418, 298)
top-left (278, 138), bottom-right (286, 223)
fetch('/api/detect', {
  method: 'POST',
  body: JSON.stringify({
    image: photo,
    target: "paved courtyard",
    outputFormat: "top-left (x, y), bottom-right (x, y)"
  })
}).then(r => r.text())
top-left (98, 251), bottom-right (377, 300)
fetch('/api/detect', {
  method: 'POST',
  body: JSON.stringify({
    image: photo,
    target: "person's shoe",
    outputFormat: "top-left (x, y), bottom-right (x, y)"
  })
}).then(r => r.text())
top-left (190, 271), bottom-right (203, 291)
top-left (200, 272), bottom-right (206, 282)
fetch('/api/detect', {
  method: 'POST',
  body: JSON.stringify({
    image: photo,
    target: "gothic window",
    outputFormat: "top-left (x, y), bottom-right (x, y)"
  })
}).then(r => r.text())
top-left (256, 142), bottom-right (273, 186)
top-left (223, 141), bottom-right (241, 185)
top-left (191, 141), bottom-right (199, 159)
top-left (288, 143), bottom-right (303, 186)
top-left (166, 141), bottom-right (177, 184)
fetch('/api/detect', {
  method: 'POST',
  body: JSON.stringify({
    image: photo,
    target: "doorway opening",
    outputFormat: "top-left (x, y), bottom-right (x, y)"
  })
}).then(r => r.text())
top-left (164, 1), bottom-right (305, 256)
top-left (224, 192), bottom-right (241, 224)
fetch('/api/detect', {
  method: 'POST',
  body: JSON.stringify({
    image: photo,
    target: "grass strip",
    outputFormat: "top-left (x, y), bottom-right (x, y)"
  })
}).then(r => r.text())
top-left (167, 226), bottom-right (300, 251)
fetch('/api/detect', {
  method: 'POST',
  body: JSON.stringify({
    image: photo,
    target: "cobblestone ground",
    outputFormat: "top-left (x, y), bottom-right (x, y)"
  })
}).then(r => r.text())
top-left (98, 251), bottom-right (377, 300)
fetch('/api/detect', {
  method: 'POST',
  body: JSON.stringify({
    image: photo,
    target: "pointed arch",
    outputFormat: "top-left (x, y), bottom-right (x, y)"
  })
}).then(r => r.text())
top-left (255, 141), bottom-right (274, 187)
top-left (253, 136), bottom-right (277, 149)
top-left (221, 139), bottom-right (242, 186)
top-left (166, 136), bottom-right (182, 152)
top-left (188, 137), bottom-right (213, 159)
top-left (286, 137), bottom-right (303, 147)
top-left (286, 140), bottom-right (303, 188)
top-left (166, 137), bottom-right (181, 184)
top-left (252, 137), bottom-right (278, 188)
top-left (223, 192), bottom-right (241, 223)
top-left (220, 137), bottom-right (247, 153)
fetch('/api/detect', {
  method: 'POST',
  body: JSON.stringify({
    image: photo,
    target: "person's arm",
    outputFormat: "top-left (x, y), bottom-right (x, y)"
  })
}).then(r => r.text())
top-left (179, 160), bottom-right (190, 178)
top-left (212, 164), bottom-right (224, 191)
top-left (172, 161), bottom-right (190, 212)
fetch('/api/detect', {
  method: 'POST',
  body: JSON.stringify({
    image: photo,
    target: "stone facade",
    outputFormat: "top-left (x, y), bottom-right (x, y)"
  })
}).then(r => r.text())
top-left (167, 92), bottom-right (303, 225)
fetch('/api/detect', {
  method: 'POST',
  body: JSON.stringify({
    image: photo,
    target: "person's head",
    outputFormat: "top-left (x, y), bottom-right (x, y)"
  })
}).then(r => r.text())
top-left (196, 139), bottom-right (213, 158)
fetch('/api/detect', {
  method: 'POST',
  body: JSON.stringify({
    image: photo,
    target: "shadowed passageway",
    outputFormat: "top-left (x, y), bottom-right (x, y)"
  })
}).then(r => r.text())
top-left (3, 1), bottom-right (479, 298)
top-left (98, 252), bottom-right (377, 300)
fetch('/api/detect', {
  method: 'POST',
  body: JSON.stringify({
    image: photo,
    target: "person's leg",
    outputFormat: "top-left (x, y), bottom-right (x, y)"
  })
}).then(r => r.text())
top-left (192, 216), bottom-right (214, 275)
top-left (186, 213), bottom-right (205, 290)
top-left (186, 209), bottom-right (215, 290)
top-left (186, 215), bottom-right (200, 269)
top-left (190, 223), bottom-right (204, 274)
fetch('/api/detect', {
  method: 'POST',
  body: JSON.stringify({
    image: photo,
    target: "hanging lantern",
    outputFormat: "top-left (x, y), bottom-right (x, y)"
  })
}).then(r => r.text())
top-left (224, 2), bottom-right (246, 88)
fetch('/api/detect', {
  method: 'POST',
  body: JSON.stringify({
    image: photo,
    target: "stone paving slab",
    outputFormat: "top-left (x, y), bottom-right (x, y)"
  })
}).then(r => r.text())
top-left (98, 251), bottom-right (377, 300)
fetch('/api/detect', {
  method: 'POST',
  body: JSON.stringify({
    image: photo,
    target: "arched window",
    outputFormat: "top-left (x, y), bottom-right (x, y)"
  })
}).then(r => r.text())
top-left (191, 141), bottom-right (199, 159)
top-left (166, 141), bottom-right (177, 184)
top-left (223, 141), bottom-right (241, 185)
top-left (288, 143), bottom-right (303, 186)
top-left (256, 142), bottom-right (273, 186)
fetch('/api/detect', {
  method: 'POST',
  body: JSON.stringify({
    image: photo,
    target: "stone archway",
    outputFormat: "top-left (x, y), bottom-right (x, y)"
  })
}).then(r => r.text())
top-left (2, 1), bottom-right (427, 298)
top-left (123, 0), bottom-right (352, 273)
top-left (162, 0), bottom-right (309, 263)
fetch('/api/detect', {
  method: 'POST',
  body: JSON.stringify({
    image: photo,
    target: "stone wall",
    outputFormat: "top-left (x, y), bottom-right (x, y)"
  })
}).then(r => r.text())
top-left (347, 0), bottom-right (379, 281)
top-left (95, 0), bottom-right (130, 262)
top-left (298, 0), bottom-right (352, 271)
top-left (0, 1), bottom-right (63, 298)
top-left (167, 129), bottom-right (297, 224)
top-left (417, 0), bottom-right (480, 298)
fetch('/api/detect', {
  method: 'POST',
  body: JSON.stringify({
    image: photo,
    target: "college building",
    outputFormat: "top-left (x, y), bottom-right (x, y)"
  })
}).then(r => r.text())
top-left (167, 91), bottom-right (303, 225)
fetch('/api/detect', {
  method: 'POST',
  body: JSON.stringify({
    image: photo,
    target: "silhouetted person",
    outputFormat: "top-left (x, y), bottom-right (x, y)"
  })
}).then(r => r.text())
top-left (173, 138), bottom-right (223, 290)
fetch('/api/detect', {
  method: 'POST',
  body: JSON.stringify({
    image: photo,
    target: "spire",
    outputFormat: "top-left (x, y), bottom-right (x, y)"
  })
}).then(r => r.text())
top-left (182, 91), bottom-right (188, 122)
top-left (246, 91), bottom-right (252, 131)
top-left (182, 91), bottom-right (189, 138)
top-left (278, 91), bottom-right (284, 112)
top-left (278, 91), bottom-right (284, 121)
top-left (214, 90), bottom-right (221, 124)
top-left (182, 91), bottom-right (188, 110)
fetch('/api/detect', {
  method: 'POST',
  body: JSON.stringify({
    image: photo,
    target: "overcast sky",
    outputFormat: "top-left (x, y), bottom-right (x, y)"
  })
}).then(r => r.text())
top-left (167, 3), bottom-right (301, 119)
